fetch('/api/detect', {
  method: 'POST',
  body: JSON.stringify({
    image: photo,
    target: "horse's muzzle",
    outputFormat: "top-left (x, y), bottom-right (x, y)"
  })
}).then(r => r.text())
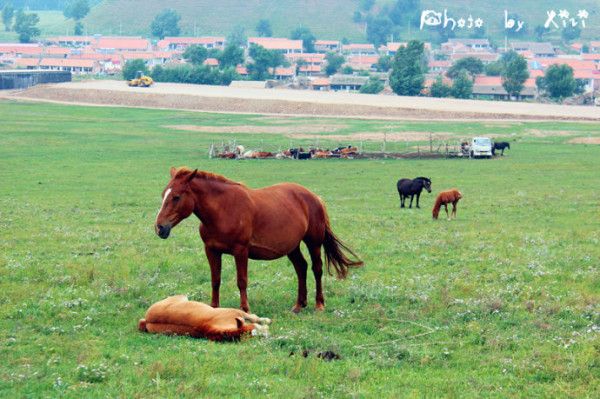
top-left (156, 224), bottom-right (171, 239)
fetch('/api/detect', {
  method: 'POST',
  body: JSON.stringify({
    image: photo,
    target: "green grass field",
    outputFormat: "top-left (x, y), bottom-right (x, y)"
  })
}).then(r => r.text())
top-left (1, 100), bottom-right (599, 397)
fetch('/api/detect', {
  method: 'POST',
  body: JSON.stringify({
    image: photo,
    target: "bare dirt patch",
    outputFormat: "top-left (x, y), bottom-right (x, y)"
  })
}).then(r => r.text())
top-left (525, 129), bottom-right (578, 137)
top-left (290, 132), bottom-right (454, 142)
top-left (165, 123), bottom-right (348, 134)
top-left (6, 81), bottom-right (600, 122)
top-left (568, 137), bottom-right (600, 144)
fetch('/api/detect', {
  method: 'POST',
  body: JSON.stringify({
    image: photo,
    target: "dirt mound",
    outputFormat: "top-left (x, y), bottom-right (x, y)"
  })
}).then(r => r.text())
top-left (568, 137), bottom-right (600, 144)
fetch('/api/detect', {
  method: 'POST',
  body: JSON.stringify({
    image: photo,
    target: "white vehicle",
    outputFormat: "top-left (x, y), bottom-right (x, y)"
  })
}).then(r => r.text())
top-left (470, 137), bottom-right (493, 159)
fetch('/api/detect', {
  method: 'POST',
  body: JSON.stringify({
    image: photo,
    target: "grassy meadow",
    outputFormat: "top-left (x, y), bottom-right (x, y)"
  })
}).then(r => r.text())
top-left (0, 101), bottom-right (599, 398)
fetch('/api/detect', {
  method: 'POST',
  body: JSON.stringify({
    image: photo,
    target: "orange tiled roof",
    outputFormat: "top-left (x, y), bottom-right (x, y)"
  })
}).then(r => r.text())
top-left (40, 58), bottom-right (96, 68)
top-left (203, 58), bottom-right (219, 66)
top-left (311, 78), bottom-right (330, 86)
top-left (248, 37), bottom-right (303, 51)
top-left (14, 58), bottom-right (40, 67)
top-left (95, 37), bottom-right (149, 50)
top-left (474, 75), bottom-right (536, 88)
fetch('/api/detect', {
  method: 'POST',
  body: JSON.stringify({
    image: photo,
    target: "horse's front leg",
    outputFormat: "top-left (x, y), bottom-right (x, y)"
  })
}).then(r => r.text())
top-left (205, 247), bottom-right (222, 308)
top-left (444, 204), bottom-right (449, 220)
top-left (400, 194), bottom-right (405, 208)
top-left (416, 193), bottom-right (421, 208)
top-left (234, 249), bottom-right (250, 312)
top-left (452, 201), bottom-right (458, 219)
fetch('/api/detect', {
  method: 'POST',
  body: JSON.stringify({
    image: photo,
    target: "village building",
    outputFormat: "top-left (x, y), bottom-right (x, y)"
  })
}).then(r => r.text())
top-left (39, 58), bottom-right (99, 74)
top-left (341, 43), bottom-right (377, 56)
top-left (247, 38), bottom-right (303, 54)
top-left (329, 74), bottom-right (369, 91)
top-left (157, 37), bottom-right (226, 51)
top-left (472, 76), bottom-right (536, 100)
top-left (511, 42), bottom-right (556, 58)
top-left (314, 40), bottom-right (340, 53)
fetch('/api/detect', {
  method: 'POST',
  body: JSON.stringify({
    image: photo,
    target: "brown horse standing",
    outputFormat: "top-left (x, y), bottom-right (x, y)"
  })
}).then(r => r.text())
top-left (432, 189), bottom-right (462, 220)
top-left (155, 167), bottom-right (363, 313)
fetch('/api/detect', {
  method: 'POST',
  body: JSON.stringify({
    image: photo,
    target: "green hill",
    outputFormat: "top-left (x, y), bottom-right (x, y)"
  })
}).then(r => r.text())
top-left (81, 0), bottom-right (599, 43)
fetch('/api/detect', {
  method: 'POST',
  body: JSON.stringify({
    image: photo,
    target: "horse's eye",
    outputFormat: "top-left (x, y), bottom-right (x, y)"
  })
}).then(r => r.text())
top-left (173, 196), bottom-right (181, 202)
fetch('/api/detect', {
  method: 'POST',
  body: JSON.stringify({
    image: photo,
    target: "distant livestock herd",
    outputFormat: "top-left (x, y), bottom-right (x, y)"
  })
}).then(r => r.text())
top-left (217, 145), bottom-right (359, 159)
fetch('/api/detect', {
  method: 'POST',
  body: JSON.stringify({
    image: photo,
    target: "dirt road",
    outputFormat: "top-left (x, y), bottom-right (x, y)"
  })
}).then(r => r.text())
top-left (4, 80), bottom-right (600, 122)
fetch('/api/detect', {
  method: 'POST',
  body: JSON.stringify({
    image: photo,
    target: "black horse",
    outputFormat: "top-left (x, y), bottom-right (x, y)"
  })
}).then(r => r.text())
top-left (492, 142), bottom-right (511, 156)
top-left (397, 177), bottom-right (432, 209)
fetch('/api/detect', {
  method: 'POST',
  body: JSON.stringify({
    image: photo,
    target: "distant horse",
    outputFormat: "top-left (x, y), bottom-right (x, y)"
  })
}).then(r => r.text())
top-left (492, 142), bottom-right (510, 156)
top-left (155, 167), bottom-right (363, 313)
top-left (290, 148), bottom-right (312, 159)
top-left (432, 189), bottom-right (462, 220)
top-left (397, 177), bottom-right (432, 209)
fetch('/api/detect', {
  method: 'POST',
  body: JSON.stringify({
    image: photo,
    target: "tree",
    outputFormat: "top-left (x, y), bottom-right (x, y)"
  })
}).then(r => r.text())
top-left (248, 44), bottom-right (284, 80)
top-left (64, 0), bottom-right (90, 35)
top-left (389, 40), bottom-right (427, 96)
top-left (64, 0), bottom-right (89, 21)
top-left (324, 52), bottom-right (344, 76)
top-left (485, 61), bottom-right (503, 76)
top-left (505, 13), bottom-right (527, 38)
top-left (542, 64), bottom-right (576, 99)
top-left (123, 59), bottom-right (148, 80)
top-left (352, 11), bottom-right (362, 23)
top-left (14, 10), bottom-right (40, 43)
top-left (183, 45), bottom-right (208, 65)
top-left (228, 25), bottom-right (246, 47)
top-left (150, 9), bottom-right (181, 39)
top-left (430, 76), bottom-right (451, 98)
top-left (342, 65), bottom-right (354, 74)
top-left (360, 75), bottom-right (384, 94)
top-left (500, 51), bottom-right (529, 99)
top-left (218, 44), bottom-right (244, 68)
top-left (470, 25), bottom-right (486, 39)
top-left (359, 0), bottom-right (375, 12)
top-left (451, 71), bottom-right (473, 99)
top-left (2, 4), bottom-right (14, 32)
top-left (376, 55), bottom-right (392, 72)
top-left (389, 0), bottom-right (420, 27)
top-left (534, 25), bottom-right (548, 42)
top-left (562, 25), bottom-right (581, 42)
top-left (290, 26), bottom-right (316, 53)
top-left (366, 15), bottom-right (393, 48)
top-left (256, 19), bottom-right (272, 37)
top-left (447, 57), bottom-right (484, 79)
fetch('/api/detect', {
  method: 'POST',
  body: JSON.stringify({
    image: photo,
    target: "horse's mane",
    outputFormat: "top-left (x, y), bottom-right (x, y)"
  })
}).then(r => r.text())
top-left (415, 176), bottom-right (431, 183)
top-left (174, 167), bottom-right (244, 186)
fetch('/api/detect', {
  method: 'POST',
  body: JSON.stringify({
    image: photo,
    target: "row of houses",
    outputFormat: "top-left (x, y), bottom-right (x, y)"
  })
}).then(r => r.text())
top-left (1, 34), bottom-right (599, 98)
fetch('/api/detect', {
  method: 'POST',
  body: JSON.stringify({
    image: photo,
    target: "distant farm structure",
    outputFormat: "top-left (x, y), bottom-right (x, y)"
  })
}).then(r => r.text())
top-left (0, 70), bottom-right (71, 90)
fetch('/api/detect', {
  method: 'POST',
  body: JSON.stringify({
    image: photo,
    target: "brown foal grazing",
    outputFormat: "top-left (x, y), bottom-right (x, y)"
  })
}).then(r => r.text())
top-left (138, 295), bottom-right (271, 341)
top-left (432, 189), bottom-right (463, 220)
top-left (155, 167), bottom-right (363, 313)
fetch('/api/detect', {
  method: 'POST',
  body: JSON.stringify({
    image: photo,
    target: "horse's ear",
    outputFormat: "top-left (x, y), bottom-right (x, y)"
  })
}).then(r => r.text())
top-left (186, 169), bottom-right (198, 183)
top-left (170, 167), bottom-right (177, 178)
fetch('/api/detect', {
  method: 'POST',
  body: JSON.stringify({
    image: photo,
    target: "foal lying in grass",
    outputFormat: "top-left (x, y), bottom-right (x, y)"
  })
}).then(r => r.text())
top-left (138, 295), bottom-right (271, 341)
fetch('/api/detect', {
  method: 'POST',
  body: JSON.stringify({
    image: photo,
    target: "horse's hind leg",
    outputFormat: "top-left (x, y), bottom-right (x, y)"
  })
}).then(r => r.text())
top-left (409, 195), bottom-right (414, 208)
top-left (307, 244), bottom-right (325, 311)
top-left (400, 194), bottom-right (405, 208)
top-left (444, 204), bottom-right (449, 220)
top-left (288, 246), bottom-right (308, 313)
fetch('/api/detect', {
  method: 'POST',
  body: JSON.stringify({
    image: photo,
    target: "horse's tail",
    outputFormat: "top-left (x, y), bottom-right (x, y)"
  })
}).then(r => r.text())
top-left (432, 195), bottom-right (443, 219)
top-left (323, 224), bottom-right (363, 279)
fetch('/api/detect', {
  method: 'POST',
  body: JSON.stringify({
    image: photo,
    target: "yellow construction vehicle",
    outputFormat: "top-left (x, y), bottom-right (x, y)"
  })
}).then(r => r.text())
top-left (127, 70), bottom-right (153, 87)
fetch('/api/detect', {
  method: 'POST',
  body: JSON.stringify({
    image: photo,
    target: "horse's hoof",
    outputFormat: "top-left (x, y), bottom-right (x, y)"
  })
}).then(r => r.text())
top-left (315, 304), bottom-right (325, 311)
top-left (291, 306), bottom-right (303, 314)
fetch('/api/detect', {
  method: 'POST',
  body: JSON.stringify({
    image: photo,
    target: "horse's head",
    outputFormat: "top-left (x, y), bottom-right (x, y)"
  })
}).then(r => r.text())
top-left (417, 177), bottom-right (432, 193)
top-left (155, 167), bottom-right (198, 239)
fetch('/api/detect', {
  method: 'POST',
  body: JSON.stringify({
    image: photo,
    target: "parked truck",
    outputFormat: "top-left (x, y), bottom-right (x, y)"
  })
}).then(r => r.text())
top-left (470, 137), bottom-right (493, 159)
